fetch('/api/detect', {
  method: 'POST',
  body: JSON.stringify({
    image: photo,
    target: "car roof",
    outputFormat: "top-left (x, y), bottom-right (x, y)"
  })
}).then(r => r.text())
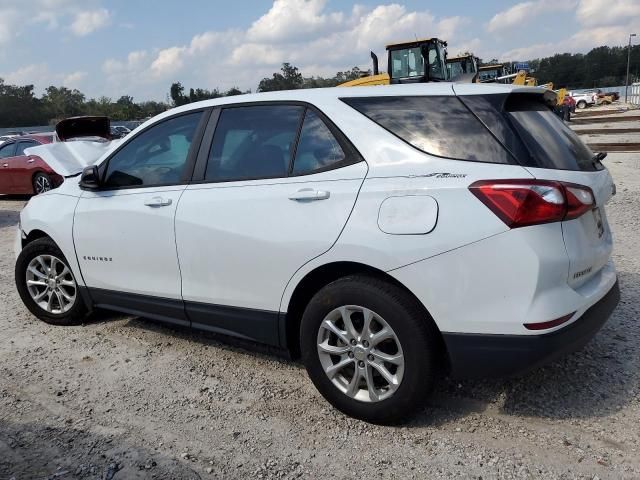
top-left (170, 82), bottom-right (541, 109)
top-left (133, 83), bottom-right (545, 134)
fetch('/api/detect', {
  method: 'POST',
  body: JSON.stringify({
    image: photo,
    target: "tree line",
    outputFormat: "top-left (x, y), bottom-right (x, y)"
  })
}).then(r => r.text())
top-left (1, 44), bottom-right (638, 128)
top-left (479, 45), bottom-right (640, 89)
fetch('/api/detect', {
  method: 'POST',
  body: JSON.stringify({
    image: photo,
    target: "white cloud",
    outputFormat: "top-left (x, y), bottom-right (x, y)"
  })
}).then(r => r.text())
top-left (70, 8), bottom-right (110, 36)
top-left (0, 8), bottom-right (18, 44)
top-left (62, 71), bottom-right (87, 88)
top-left (576, 0), bottom-right (639, 27)
top-left (487, 0), bottom-right (577, 33)
top-left (0, 63), bottom-right (87, 92)
top-left (247, 0), bottom-right (344, 43)
top-left (151, 47), bottom-right (187, 76)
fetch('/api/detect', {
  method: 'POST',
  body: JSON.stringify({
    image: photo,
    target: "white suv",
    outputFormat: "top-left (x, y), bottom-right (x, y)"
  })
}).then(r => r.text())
top-left (15, 83), bottom-right (619, 423)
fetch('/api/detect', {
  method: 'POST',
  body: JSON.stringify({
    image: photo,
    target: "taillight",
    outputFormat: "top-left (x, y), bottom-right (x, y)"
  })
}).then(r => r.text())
top-left (469, 180), bottom-right (594, 228)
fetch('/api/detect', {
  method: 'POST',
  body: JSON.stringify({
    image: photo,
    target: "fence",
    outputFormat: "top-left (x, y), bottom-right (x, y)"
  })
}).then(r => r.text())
top-left (629, 83), bottom-right (640, 105)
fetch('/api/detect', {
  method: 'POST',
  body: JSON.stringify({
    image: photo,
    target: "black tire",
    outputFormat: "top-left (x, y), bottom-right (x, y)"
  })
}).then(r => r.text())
top-left (300, 275), bottom-right (441, 424)
top-left (577, 100), bottom-right (587, 110)
top-left (15, 237), bottom-right (88, 326)
top-left (33, 172), bottom-right (52, 194)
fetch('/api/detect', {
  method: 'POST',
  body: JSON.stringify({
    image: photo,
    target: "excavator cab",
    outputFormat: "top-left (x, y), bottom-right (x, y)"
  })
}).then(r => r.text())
top-left (446, 54), bottom-right (479, 82)
top-left (339, 38), bottom-right (449, 87)
top-left (386, 38), bottom-right (449, 83)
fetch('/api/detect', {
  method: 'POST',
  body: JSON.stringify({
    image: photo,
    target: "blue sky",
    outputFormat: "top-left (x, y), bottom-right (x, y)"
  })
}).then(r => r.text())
top-left (1, 0), bottom-right (638, 101)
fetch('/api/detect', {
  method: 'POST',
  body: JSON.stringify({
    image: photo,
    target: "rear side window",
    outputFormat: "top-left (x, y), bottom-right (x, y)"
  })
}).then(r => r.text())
top-left (461, 93), bottom-right (601, 171)
top-left (205, 105), bottom-right (303, 182)
top-left (16, 141), bottom-right (39, 156)
top-left (292, 110), bottom-right (345, 175)
top-left (0, 142), bottom-right (16, 158)
top-left (341, 96), bottom-right (514, 164)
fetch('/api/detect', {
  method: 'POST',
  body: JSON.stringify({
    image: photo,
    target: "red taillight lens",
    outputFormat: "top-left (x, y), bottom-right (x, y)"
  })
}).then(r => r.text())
top-left (469, 180), bottom-right (594, 228)
top-left (564, 184), bottom-right (595, 220)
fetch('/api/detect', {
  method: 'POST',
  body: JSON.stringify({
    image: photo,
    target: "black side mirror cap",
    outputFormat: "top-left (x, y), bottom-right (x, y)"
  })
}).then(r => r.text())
top-left (79, 165), bottom-right (101, 190)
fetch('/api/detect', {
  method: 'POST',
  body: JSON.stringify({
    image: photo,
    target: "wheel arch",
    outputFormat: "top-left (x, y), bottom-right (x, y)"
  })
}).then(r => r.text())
top-left (282, 261), bottom-right (446, 361)
top-left (22, 228), bottom-right (50, 249)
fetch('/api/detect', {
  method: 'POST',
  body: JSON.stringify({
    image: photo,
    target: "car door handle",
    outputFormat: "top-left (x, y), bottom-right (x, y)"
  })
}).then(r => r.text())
top-left (2, 163), bottom-right (8, 168)
top-left (27, 159), bottom-right (35, 164)
top-left (144, 196), bottom-right (172, 207)
top-left (288, 189), bottom-right (330, 201)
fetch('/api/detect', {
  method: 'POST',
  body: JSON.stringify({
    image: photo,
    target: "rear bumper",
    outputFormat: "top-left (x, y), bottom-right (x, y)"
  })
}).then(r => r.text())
top-left (442, 279), bottom-right (620, 379)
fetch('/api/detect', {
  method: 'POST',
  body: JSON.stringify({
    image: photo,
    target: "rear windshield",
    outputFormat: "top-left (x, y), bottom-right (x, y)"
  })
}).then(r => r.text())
top-left (341, 96), bottom-right (514, 164)
top-left (460, 93), bottom-right (602, 171)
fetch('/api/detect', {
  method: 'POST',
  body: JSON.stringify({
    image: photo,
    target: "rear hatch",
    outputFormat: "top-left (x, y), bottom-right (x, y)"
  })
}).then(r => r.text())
top-left (455, 86), bottom-right (615, 288)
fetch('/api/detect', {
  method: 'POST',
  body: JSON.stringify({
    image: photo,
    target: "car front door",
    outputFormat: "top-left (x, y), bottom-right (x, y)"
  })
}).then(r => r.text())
top-left (73, 110), bottom-right (209, 325)
top-left (0, 142), bottom-right (17, 193)
top-left (175, 104), bottom-right (367, 345)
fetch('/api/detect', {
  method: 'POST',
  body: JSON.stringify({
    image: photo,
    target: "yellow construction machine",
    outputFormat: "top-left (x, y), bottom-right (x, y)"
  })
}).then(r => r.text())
top-left (339, 38), bottom-right (449, 87)
top-left (446, 54), bottom-right (479, 81)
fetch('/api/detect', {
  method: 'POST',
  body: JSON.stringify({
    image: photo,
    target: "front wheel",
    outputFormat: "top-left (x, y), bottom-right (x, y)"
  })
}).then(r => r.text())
top-left (300, 276), bottom-right (441, 424)
top-left (15, 237), bottom-right (88, 325)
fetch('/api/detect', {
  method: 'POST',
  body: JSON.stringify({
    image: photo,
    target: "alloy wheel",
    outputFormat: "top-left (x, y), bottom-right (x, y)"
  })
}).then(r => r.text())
top-left (316, 305), bottom-right (405, 402)
top-left (25, 255), bottom-right (77, 314)
top-left (35, 175), bottom-right (51, 194)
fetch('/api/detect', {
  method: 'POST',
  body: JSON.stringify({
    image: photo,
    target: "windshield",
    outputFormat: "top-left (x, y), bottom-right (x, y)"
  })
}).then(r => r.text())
top-left (389, 41), bottom-right (447, 81)
top-left (390, 47), bottom-right (425, 79)
top-left (447, 58), bottom-right (475, 78)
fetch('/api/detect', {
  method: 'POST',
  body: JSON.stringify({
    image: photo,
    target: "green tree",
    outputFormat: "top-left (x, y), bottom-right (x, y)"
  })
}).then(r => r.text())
top-left (42, 86), bottom-right (85, 120)
top-left (0, 79), bottom-right (47, 127)
top-left (257, 63), bottom-right (304, 92)
top-left (170, 82), bottom-right (189, 106)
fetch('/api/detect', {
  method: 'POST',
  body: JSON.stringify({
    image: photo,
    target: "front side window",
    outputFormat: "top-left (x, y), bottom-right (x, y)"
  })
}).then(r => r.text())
top-left (104, 111), bottom-right (203, 188)
top-left (292, 110), bottom-right (345, 175)
top-left (0, 142), bottom-right (16, 158)
top-left (205, 105), bottom-right (303, 182)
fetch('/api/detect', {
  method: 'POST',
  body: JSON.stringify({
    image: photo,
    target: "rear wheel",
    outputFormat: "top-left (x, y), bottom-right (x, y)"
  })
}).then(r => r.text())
top-left (300, 275), bottom-right (440, 424)
top-left (576, 100), bottom-right (587, 109)
top-left (15, 237), bottom-right (87, 325)
top-left (33, 172), bottom-right (52, 194)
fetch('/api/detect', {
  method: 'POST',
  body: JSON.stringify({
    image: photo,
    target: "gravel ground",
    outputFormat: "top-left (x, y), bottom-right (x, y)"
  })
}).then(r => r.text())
top-left (1, 152), bottom-right (639, 479)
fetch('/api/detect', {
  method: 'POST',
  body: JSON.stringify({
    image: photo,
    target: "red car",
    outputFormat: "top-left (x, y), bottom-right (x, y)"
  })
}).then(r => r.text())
top-left (0, 133), bottom-right (63, 194)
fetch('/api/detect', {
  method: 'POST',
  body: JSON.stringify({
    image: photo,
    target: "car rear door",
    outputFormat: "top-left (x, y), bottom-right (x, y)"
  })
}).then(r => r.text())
top-left (175, 104), bottom-right (367, 345)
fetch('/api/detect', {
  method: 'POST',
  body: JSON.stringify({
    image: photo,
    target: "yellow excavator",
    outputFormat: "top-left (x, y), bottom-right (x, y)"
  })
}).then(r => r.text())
top-left (339, 38), bottom-right (450, 87)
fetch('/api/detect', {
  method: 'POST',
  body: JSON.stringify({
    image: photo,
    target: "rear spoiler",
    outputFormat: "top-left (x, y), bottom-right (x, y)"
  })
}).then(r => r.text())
top-left (56, 116), bottom-right (111, 141)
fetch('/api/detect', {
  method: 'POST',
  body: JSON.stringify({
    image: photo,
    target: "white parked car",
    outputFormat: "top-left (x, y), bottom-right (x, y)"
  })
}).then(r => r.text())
top-left (569, 91), bottom-right (598, 109)
top-left (14, 84), bottom-right (619, 423)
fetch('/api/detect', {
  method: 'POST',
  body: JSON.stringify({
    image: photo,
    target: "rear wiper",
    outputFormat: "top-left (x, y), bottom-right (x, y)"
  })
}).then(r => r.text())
top-left (593, 152), bottom-right (607, 162)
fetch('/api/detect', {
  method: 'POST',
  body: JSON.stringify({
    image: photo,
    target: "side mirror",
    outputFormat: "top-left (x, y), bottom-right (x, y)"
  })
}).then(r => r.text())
top-left (79, 165), bottom-right (100, 190)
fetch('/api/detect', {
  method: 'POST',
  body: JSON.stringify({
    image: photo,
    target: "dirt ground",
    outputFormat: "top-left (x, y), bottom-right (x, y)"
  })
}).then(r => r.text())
top-left (1, 140), bottom-right (639, 478)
